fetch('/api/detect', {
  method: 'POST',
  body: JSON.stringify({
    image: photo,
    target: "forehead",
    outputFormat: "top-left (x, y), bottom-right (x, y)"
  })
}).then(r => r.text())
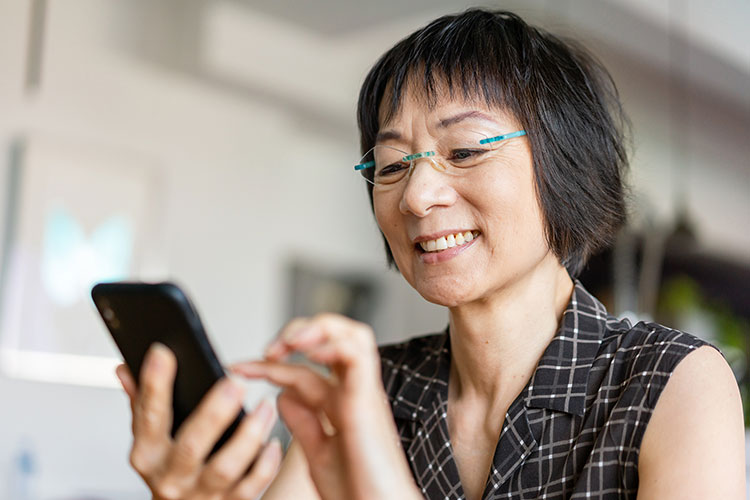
top-left (377, 77), bottom-right (519, 133)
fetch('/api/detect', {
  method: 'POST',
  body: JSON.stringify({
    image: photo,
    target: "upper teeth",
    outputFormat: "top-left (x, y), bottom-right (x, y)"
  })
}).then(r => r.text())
top-left (419, 231), bottom-right (479, 252)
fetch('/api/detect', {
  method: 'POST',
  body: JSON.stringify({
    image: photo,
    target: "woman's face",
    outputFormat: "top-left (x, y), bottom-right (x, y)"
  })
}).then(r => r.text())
top-left (372, 89), bottom-right (556, 307)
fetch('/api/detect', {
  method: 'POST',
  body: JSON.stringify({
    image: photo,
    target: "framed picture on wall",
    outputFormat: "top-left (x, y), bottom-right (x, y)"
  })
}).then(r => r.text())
top-left (0, 135), bottom-right (165, 387)
top-left (287, 259), bottom-right (380, 324)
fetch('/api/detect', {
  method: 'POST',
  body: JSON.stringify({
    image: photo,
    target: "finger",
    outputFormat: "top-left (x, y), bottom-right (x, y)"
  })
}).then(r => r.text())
top-left (303, 341), bottom-right (379, 390)
top-left (264, 338), bottom-right (291, 361)
top-left (115, 363), bottom-right (136, 412)
top-left (286, 314), bottom-right (377, 370)
top-left (303, 343), bottom-right (342, 366)
top-left (228, 439), bottom-right (283, 500)
top-left (199, 398), bottom-right (277, 492)
top-left (279, 321), bottom-right (325, 350)
top-left (274, 326), bottom-right (329, 362)
top-left (130, 343), bottom-right (175, 475)
top-left (269, 316), bottom-right (336, 358)
top-left (277, 391), bottom-right (326, 452)
top-left (231, 361), bottom-right (330, 409)
top-left (160, 378), bottom-right (245, 490)
top-left (264, 318), bottom-right (311, 360)
top-left (264, 315), bottom-right (373, 364)
top-left (287, 314), bottom-right (380, 388)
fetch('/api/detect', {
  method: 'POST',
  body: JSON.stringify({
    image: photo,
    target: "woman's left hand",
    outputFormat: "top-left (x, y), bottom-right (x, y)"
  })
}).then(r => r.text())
top-left (230, 314), bottom-right (421, 500)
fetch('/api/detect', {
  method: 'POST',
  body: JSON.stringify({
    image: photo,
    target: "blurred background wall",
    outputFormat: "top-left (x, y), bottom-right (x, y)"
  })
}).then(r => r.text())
top-left (0, 0), bottom-right (747, 498)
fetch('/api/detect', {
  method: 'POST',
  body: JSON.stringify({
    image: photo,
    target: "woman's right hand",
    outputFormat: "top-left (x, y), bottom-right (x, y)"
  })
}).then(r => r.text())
top-left (115, 343), bottom-right (282, 500)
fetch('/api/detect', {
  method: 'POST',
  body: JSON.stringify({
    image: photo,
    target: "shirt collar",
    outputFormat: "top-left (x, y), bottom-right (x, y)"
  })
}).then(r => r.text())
top-left (523, 280), bottom-right (614, 416)
top-left (390, 280), bottom-right (624, 421)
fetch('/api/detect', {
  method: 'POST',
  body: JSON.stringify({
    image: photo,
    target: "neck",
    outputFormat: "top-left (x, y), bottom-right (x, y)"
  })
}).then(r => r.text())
top-left (447, 255), bottom-right (574, 413)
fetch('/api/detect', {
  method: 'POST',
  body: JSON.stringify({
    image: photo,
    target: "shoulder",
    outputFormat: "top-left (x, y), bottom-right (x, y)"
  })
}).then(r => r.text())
top-left (599, 319), bottom-right (721, 391)
top-left (636, 341), bottom-right (745, 498)
top-left (591, 320), bottom-right (745, 497)
top-left (602, 318), bottom-right (713, 354)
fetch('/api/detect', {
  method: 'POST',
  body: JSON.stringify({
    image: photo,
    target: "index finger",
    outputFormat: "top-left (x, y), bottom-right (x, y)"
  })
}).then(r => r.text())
top-left (265, 314), bottom-right (374, 360)
top-left (270, 314), bottom-right (379, 379)
top-left (264, 318), bottom-right (311, 360)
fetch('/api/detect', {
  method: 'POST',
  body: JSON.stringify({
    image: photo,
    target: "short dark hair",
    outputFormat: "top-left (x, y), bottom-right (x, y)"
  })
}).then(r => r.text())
top-left (356, 8), bottom-right (629, 277)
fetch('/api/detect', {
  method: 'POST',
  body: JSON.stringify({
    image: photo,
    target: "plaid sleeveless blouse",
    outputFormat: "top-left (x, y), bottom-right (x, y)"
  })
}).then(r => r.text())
top-left (378, 281), bottom-right (719, 499)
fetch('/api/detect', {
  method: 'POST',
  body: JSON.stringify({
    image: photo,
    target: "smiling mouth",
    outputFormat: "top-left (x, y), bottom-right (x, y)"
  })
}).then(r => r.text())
top-left (416, 231), bottom-right (480, 253)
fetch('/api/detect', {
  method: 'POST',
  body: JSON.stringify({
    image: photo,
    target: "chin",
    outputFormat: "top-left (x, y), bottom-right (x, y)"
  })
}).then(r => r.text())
top-left (412, 279), bottom-right (477, 308)
top-left (397, 257), bottom-right (487, 307)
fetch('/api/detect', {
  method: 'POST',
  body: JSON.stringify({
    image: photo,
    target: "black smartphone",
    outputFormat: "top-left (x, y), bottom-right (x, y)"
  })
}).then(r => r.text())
top-left (91, 281), bottom-right (244, 457)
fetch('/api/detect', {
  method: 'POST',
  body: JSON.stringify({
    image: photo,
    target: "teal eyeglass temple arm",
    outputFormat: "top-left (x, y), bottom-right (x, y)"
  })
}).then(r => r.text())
top-left (354, 160), bottom-right (376, 171)
top-left (478, 129), bottom-right (526, 144)
top-left (354, 130), bottom-right (527, 171)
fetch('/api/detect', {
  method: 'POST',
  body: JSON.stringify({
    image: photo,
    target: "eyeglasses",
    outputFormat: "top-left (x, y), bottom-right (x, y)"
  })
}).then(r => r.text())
top-left (354, 129), bottom-right (526, 186)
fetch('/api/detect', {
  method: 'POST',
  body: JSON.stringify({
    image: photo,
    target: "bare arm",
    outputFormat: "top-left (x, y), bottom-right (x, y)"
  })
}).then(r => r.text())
top-left (637, 345), bottom-right (746, 499)
top-left (262, 440), bottom-right (321, 500)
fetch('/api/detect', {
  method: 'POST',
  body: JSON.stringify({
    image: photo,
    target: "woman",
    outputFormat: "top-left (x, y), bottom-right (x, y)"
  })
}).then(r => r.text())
top-left (115, 9), bottom-right (745, 500)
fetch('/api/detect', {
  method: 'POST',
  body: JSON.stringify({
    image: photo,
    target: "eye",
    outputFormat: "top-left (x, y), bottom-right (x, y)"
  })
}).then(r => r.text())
top-left (378, 162), bottom-right (409, 176)
top-left (450, 148), bottom-right (487, 162)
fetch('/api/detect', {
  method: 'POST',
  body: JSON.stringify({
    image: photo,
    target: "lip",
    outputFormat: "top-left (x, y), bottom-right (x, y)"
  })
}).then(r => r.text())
top-left (418, 233), bottom-right (480, 264)
top-left (412, 229), bottom-right (478, 244)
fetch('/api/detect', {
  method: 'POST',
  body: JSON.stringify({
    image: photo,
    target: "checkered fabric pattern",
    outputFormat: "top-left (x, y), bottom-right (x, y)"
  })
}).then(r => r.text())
top-left (379, 281), bottom-right (721, 499)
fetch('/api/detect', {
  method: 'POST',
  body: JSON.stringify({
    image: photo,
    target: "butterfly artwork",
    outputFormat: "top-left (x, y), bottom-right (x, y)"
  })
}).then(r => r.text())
top-left (41, 207), bottom-right (134, 308)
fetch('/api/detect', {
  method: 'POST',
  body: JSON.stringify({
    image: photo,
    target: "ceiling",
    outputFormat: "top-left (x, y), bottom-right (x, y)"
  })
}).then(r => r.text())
top-left (233, 0), bottom-right (749, 71)
top-left (112, 0), bottom-right (750, 128)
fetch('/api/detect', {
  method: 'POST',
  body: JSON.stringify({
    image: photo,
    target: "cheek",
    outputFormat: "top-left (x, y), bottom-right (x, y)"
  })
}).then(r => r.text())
top-left (373, 193), bottom-right (402, 246)
top-left (372, 193), bottom-right (391, 232)
top-left (478, 164), bottom-right (546, 248)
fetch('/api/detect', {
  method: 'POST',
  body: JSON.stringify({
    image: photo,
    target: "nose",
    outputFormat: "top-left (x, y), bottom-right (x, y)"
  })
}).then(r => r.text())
top-left (398, 157), bottom-right (457, 217)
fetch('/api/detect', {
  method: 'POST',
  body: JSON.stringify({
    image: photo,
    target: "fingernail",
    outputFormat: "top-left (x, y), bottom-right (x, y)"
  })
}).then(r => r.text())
top-left (237, 361), bottom-right (263, 376)
top-left (257, 438), bottom-right (282, 473)
top-left (256, 397), bottom-right (275, 426)
top-left (281, 327), bottom-right (299, 342)
top-left (264, 341), bottom-right (283, 359)
top-left (263, 438), bottom-right (282, 464)
top-left (269, 438), bottom-right (282, 461)
top-left (283, 325), bottom-right (312, 343)
top-left (152, 342), bottom-right (169, 354)
top-left (268, 438), bottom-right (281, 455)
top-left (148, 343), bottom-right (170, 368)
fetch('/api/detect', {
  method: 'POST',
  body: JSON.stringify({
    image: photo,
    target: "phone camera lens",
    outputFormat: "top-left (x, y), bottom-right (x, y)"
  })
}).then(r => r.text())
top-left (102, 307), bottom-right (120, 329)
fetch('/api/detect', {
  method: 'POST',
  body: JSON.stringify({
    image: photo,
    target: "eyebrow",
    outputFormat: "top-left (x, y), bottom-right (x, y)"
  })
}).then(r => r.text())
top-left (375, 130), bottom-right (401, 143)
top-left (374, 110), bottom-right (500, 144)
top-left (438, 110), bottom-right (499, 128)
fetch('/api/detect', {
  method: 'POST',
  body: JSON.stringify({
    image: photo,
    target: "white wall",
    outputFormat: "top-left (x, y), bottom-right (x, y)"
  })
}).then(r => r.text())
top-left (0, 0), bottom-right (746, 498)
